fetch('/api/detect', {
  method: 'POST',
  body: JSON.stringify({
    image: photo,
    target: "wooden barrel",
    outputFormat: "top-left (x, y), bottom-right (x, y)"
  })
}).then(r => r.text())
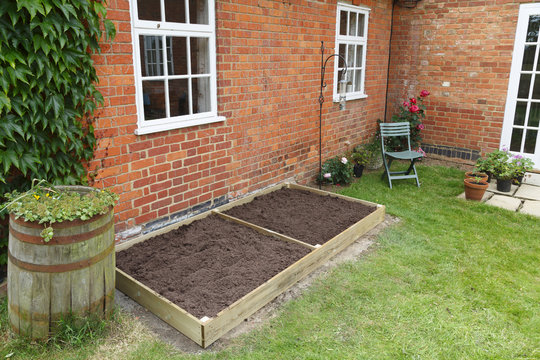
top-left (7, 186), bottom-right (115, 339)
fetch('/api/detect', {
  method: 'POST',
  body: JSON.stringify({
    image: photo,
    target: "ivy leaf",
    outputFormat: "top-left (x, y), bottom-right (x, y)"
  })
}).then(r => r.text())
top-left (0, 92), bottom-right (11, 115)
top-left (16, 0), bottom-right (45, 19)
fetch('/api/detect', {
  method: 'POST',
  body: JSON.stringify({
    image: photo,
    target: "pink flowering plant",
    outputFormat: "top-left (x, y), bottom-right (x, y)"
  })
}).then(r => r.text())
top-left (318, 156), bottom-right (353, 185)
top-left (390, 89), bottom-right (430, 150)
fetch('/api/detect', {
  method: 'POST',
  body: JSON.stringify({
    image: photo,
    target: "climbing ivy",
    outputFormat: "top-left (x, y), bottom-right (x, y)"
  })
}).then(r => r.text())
top-left (0, 0), bottom-right (115, 265)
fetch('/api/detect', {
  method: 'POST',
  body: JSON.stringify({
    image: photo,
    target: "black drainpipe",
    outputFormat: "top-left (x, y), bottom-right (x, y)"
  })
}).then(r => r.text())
top-left (383, 0), bottom-right (396, 122)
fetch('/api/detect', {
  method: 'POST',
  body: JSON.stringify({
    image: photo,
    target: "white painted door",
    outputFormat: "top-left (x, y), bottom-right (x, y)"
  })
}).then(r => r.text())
top-left (502, 3), bottom-right (540, 168)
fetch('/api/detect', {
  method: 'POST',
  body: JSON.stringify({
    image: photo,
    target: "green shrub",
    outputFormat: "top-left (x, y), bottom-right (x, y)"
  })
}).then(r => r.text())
top-left (318, 156), bottom-right (354, 185)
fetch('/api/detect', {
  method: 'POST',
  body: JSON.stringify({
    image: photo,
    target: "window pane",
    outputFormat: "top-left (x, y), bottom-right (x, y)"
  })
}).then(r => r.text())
top-left (514, 101), bottom-right (527, 126)
top-left (165, 0), bottom-right (186, 23)
top-left (167, 36), bottom-right (187, 75)
top-left (192, 77), bottom-right (211, 113)
top-left (140, 35), bottom-right (164, 77)
top-left (522, 45), bottom-right (536, 71)
top-left (358, 13), bottom-right (365, 37)
top-left (190, 37), bottom-right (209, 74)
top-left (510, 128), bottom-right (524, 152)
top-left (349, 12), bottom-right (357, 36)
top-left (524, 129), bottom-right (537, 153)
top-left (189, 0), bottom-right (208, 24)
top-left (354, 70), bottom-right (362, 92)
top-left (356, 45), bottom-right (363, 68)
top-left (518, 73), bottom-right (532, 98)
top-left (527, 15), bottom-right (540, 42)
top-left (347, 44), bottom-right (354, 69)
top-left (529, 102), bottom-right (540, 127)
top-left (532, 75), bottom-right (540, 99)
top-left (169, 79), bottom-right (189, 117)
top-left (338, 44), bottom-right (346, 68)
top-left (137, 0), bottom-right (161, 21)
top-left (339, 11), bottom-right (347, 36)
top-left (143, 80), bottom-right (166, 120)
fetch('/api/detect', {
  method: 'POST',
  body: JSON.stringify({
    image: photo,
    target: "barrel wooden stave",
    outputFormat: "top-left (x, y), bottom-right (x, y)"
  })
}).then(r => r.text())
top-left (7, 208), bottom-right (115, 339)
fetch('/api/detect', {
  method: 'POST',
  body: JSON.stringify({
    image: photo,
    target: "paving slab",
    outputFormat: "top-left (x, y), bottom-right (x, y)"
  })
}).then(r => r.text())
top-left (486, 181), bottom-right (518, 196)
top-left (484, 195), bottom-right (522, 211)
top-left (514, 184), bottom-right (540, 200)
top-left (519, 200), bottom-right (540, 217)
top-left (457, 191), bottom-right (493, 202)
top-left (521, 172), bottom-right (540, 186)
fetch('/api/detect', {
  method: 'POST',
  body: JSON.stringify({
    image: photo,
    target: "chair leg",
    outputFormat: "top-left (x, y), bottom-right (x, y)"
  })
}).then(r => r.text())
top-left (381, 157), bottom-right (393, 189)
top-left (408, 159), bottom-right (420, 187)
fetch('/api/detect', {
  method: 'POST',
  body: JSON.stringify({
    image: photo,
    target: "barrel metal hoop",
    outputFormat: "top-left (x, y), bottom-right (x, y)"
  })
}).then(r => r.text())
top-left (9, 221), bottom-right (113, 245)
top-left (9, 210), bottom-right (110, 229)
top-left (8, 242), bottom-right (115, 273)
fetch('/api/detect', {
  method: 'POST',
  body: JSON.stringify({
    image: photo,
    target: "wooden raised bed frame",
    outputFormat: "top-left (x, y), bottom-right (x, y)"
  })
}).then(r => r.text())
top-left (116, 183), bottom-right (385, 348)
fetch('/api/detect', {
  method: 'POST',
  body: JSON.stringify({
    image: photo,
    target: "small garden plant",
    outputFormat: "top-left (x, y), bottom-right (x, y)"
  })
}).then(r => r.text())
top-left (2, 180), bottom-right (118, 242)
top-left (318, 156), bottom-right (353, 185)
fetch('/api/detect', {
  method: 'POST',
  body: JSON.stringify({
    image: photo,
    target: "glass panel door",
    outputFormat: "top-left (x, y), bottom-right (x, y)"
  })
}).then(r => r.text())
top-left (502, 5), bottom-right (540, 168)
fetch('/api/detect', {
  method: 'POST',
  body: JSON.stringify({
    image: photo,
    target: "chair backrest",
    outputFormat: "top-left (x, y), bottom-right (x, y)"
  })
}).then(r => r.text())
top-left (379, 122), bottom-right (412, 152)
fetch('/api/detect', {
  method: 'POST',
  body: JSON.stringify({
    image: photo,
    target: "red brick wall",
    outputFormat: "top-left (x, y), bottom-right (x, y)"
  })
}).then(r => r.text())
top-left (93, 0), bottom-right (392, 238)
top-left (388, 0), bottom-right (534, 158)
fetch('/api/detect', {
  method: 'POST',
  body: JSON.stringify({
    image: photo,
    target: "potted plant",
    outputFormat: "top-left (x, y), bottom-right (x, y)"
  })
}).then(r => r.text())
top-left (350, 149), bottom-right (369, 178)
top-left (465, 170), bottom-right (488, 182)
top-left (510, 155), bottom-right (534, 185)
top-left (464, 176), bottom-right (489, 201)
top-left (355, 136), bottom-right (383, 170)
top-left (474, 157), bottom-right (494, 182)
top-left (2, 180), bottom-right (119, 338)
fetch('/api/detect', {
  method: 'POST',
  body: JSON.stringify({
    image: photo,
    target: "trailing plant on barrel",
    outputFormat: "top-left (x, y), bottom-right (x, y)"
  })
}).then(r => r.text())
top-left (2, 180), bottom-right (118, 242)
top-left (389, 89), bottom-right (430, 150)
top-left (0, 1), bottom-right (116, 265)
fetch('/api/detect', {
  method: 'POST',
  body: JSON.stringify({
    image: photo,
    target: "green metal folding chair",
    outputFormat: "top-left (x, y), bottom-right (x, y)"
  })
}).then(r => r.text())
top-left (379, 122), bottom-right (423, 189)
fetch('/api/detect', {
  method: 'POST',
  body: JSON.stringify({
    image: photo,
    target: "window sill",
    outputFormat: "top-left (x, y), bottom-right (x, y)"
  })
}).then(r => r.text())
top-left (333, 93), bottom-right (368, 102)
top-left (135, 115), bottom-right (226, 135)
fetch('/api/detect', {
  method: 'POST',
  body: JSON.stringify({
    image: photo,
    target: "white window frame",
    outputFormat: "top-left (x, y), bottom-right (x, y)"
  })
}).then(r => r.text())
top-left (130, 0), bottom-right (224, 135)
top-left (333, 3), bottom-right (370, 102)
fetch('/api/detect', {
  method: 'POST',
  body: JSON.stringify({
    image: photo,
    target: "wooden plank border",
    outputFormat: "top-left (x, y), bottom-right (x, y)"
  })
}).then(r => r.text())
top-left (115, 182), bottom-right (385, 348)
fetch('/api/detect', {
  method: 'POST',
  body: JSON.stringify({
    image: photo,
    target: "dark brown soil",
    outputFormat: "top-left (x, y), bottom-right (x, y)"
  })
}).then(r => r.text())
top-left (116, 215), bottom-right (310, 318)
top-left (224, 187), bottom-right (376, 245)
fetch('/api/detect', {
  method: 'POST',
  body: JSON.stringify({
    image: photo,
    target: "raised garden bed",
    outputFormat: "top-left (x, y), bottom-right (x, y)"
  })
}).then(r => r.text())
top-left (115, 183), bottom-right (385, 347)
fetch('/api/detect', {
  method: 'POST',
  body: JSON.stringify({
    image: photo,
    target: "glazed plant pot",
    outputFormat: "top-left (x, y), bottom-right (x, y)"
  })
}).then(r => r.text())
top-left (496, 178), bottom-right (512, 192)
top-left (353, 164), bottom-right (365, 178)
top-left (464, 178), bottom-right (489, 201)
top-left (465, 171), bottom-right (488, 182)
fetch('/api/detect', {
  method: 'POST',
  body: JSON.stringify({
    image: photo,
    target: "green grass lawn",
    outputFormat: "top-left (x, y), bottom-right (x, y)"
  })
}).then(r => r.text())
top-left (1, 164), bottom-right (539, 359)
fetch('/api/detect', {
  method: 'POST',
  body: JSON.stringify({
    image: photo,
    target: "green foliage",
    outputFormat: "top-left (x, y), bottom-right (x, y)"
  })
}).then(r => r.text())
top-left (48, 310), bottom-right (115, 348)
top-left (353, 135), bottom-right (382, 166)
top-left (0, 0), bottom-right (115, 262)
top-left (318, 156), bottom-right (353, 185)
top-left (3, 180), bottom-right (118, 242)
top-left (477, 148), bottom-right (534, 180)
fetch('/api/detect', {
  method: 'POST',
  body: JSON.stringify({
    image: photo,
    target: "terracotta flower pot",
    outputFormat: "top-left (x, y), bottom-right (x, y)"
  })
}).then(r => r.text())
top-left (465, 171), bottom-right (488, 182)
top-left (464, 178), bottom-right (489, 201)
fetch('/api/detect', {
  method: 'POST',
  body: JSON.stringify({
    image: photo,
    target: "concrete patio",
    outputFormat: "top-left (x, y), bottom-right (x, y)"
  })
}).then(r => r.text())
top-left (459, 172), bottom-right (540, 217)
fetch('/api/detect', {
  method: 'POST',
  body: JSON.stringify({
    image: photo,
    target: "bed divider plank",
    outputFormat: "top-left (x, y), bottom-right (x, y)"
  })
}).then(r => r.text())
top-left (115, 182), bottom-right (385, 348)
top-left (213, 211), bottom-right (317, 251)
